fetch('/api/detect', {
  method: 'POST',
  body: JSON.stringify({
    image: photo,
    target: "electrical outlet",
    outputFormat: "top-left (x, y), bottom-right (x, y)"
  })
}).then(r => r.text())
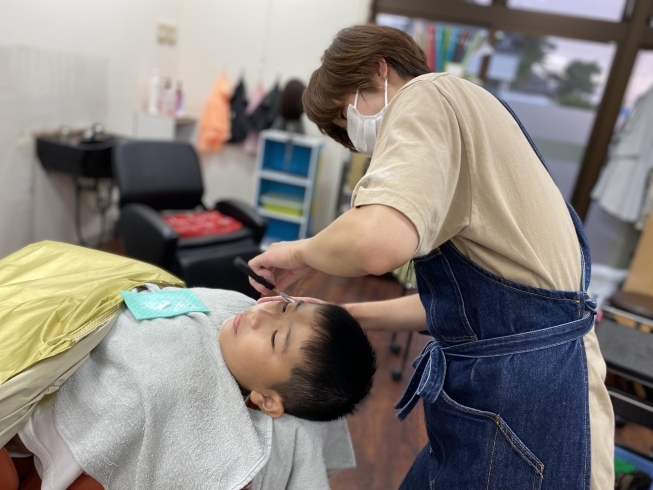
top-left (156, 20), bottom-right (178, 46)
top-left (156, 20), bottom-right (168, 44)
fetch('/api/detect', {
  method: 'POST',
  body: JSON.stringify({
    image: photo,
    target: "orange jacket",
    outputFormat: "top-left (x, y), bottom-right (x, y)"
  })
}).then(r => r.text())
top-left (197, 74), bottom-right (231, 153)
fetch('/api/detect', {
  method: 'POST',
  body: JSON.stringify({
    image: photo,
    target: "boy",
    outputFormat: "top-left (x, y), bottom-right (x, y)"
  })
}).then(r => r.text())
top-left (219, 294), bottom-right (376, 422)
top-left (10, 287), bottom-right (376, 490)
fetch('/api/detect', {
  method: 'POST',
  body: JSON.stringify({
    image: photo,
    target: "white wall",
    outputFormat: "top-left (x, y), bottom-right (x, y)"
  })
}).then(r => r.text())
top-left (0, 0), bottom-right (372, 258)
top-left (0, 0), bottom-right (182, 133)
top-left (177, 0), bottom-right (372, 233)
top-left (0, 0), bottom-right (183, 257)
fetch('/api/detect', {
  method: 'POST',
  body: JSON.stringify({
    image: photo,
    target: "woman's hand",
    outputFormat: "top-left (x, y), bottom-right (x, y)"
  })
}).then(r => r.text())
top-left (248, 240), bottom-right (313, 294)
top-left (257, 296), bottom-right (328, 305)
top-left (248, 205), bottom-right (419, 295)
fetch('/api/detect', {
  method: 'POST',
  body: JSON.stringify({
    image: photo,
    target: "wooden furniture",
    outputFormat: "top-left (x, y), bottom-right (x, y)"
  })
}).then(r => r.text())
top-left (624, 216), bottom-right (653, 298)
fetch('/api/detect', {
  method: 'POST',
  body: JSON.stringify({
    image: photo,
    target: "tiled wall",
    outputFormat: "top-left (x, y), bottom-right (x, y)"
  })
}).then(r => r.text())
top-left (0, 46), bottom-right (109, 257)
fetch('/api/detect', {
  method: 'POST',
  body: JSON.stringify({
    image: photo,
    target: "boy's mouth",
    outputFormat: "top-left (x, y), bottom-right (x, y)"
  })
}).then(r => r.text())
top-left (233, 313), bottom-right (243, 334)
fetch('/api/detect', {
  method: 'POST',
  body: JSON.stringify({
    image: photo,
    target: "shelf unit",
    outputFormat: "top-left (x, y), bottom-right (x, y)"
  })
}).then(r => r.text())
top-left (253, 129), bottom-right (322, 247)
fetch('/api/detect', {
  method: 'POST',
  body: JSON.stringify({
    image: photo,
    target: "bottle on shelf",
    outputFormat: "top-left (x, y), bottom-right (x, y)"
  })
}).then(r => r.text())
top-left (148, 68), bottom-right (162, 115)
top-left (161, 78), bottom-right (177, 117)
top-left (175, 80), bottom-right (185, 117)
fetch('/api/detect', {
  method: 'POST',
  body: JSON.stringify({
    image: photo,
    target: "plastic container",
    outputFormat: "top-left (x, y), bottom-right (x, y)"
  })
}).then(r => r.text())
top-left (614, 446), bottom-right (653, 490)
top-left (148, 68), bottom-right (162, 115)
top-left (161, 78), bottom-right (176, 116)
top-left (589, 264), bottom-right (629, 310)
top-left (175, 80), bottom-right (184, 117)
top-left (262, 203), bottom-right (303, 217)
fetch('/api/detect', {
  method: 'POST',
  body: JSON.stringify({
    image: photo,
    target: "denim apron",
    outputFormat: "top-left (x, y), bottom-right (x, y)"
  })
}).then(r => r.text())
top-left (397, 103), bottom-right (598, 489)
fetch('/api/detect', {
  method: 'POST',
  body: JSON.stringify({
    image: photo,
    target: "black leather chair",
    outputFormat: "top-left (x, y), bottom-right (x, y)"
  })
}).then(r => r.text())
top-left (113, 140), bottom-right (267, 298)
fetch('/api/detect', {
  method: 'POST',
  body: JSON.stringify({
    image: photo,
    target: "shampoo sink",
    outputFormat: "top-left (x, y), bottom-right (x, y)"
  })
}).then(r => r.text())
top-left (36, 129), bottom-right (120, 178)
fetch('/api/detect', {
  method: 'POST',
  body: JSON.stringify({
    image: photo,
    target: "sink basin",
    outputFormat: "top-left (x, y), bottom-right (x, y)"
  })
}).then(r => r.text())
top-left (36, 132), bottom-right (121, 178)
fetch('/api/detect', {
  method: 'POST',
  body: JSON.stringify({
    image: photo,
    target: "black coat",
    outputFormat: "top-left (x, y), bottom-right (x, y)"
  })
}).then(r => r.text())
top-left (228, 79), bottom-right (249, 143)
top-left (247, 84), bottom-right (281, 133)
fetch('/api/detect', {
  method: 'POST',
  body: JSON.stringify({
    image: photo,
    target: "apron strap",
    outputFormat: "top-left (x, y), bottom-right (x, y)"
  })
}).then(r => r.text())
top-left (395, 306), bottom-right (596, 420)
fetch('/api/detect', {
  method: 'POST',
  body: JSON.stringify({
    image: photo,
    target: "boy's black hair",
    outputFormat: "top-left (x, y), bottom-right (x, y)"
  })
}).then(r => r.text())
top-left (272, 304), bottom-right (376, 422)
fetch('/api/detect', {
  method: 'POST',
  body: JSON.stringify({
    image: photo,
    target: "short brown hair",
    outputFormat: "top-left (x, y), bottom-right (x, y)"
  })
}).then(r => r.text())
top-left (303, 25), bottom-right (430, 150)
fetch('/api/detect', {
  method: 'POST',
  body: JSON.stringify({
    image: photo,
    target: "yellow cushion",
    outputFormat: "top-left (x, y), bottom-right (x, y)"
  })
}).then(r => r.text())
top-left (0, 241), bottom-right (184, 385)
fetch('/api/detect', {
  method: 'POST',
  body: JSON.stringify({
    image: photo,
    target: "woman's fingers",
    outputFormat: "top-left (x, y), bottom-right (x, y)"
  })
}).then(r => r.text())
top-left (257, 296), bottom-right (328, 305)
top-left (249, 241), bottom-right (298, 273)
top-left (248, 277), bottom-right (271, 294)
top-left (246, 265), bottom-right (276, 294)
top-left (248, 240), bottom-right (313, 293)
top-left (273, 269), bottom-right (306, 292)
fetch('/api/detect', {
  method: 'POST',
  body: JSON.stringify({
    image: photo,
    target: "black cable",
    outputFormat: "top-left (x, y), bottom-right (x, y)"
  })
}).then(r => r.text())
top-left (75, 179), bottom-right (88, 247)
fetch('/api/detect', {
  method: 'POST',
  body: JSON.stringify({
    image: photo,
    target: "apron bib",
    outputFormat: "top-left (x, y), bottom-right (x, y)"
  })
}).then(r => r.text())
top-left (397, 102), bottom-right (597, 489)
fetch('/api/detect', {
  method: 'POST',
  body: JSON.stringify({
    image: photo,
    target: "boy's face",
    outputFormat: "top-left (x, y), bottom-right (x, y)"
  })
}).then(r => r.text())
top-left (218, 300), bottom-right (318, 417)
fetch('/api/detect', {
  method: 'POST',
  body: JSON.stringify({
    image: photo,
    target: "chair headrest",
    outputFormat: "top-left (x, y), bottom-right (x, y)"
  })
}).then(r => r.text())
top-left (113, 140), bottom-right (204, 211)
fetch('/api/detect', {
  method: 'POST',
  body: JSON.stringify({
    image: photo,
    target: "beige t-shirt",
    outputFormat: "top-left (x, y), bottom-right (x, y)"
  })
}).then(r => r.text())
top-left (352, 73), bottom-right (614, 489)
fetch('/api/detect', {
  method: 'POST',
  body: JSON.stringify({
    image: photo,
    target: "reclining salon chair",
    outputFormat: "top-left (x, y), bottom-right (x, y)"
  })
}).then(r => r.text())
top-left (0, 447), bottom-right (101, 490)
top-left (113, 140), bottom-right (267, 298)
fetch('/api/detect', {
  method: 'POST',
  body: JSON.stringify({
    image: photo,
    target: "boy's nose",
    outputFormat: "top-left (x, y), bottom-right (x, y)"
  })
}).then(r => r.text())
top-left (249, 308), bottom-right (274, 330)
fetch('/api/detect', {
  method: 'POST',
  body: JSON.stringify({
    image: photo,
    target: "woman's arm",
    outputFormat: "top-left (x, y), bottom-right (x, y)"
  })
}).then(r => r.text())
top-left (344, 294), bottom-right (427, 332)
top-left (249, 204), bottom-right (419, 293)
top-left (299, 204), bottom-right (418, 276)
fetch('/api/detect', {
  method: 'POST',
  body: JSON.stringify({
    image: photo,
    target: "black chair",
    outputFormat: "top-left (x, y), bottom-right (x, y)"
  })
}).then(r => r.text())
top-left (113, 140), bottom-right (267, 298)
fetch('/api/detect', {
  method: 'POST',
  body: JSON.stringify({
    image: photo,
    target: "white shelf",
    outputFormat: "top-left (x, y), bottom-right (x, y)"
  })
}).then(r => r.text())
top-left (260, 129), bottom-right (323, 148)
top-left (260, 169), bottom-right (311, 187)
top-left (257, 208), bottom-right (307, 224)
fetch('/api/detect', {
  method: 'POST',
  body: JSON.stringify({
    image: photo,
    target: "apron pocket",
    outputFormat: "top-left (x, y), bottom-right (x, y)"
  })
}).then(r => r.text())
top-left (425, 390), bottom-right (544, 490)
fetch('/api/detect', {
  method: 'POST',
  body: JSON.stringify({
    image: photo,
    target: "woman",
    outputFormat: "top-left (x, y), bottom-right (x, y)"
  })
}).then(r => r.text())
top-left (249, 25), bottom-right (613, 489)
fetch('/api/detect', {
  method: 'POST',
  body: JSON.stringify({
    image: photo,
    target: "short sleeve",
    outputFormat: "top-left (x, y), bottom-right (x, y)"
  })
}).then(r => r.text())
top-left (351, 78), bottom-right (469, 257)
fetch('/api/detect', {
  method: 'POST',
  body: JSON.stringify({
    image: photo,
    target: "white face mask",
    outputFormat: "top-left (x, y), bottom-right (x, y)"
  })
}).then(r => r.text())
top-left (346, 77), bottom-right (388, 156)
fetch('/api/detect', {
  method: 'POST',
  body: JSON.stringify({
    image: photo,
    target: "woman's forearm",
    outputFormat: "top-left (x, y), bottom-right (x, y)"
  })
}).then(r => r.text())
top-left (297, 205), bottom-right (419, 277)
top-left (344, 294), bottom-right (427, 331)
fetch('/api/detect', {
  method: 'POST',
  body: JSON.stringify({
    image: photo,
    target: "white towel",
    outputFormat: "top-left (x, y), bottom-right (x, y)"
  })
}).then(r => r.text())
top-left (54, 287), bottom-right (272, 490)
top-left (252, 413), bottom-right (355, 489)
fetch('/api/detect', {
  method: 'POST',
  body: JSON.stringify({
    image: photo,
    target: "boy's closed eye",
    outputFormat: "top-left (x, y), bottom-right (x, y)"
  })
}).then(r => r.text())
top-left (271, 303), bottom-right (286, 349)
top-left (272, 301), bottom-right (303, 351)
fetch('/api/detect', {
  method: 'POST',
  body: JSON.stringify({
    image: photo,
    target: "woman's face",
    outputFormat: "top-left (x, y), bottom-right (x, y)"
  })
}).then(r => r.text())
top-left (332, 59), bottom-right (390, 131)
top-left (333, 88), bottom-right (388, 131)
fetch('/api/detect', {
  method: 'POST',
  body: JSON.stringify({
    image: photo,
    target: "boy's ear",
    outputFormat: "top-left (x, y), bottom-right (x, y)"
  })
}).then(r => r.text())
top-left (249, 390), bottom-right (285, 419)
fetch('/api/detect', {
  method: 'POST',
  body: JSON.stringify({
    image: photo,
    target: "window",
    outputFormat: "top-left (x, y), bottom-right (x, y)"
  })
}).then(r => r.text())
top-left (621, 50), bottom-right (653, 112)
top-left (507, 0), bottom-right (627, 23)
top-left (376, 13), bottom-right (619, 200)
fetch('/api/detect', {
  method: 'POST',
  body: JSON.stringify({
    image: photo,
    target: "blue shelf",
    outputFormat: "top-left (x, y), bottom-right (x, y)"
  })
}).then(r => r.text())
top-left (261, 139), bottom-right (312, 176)
top-left (264, 218), bottom-right (301, 243)
top-left (254, 130), bottom-right (322, 245)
